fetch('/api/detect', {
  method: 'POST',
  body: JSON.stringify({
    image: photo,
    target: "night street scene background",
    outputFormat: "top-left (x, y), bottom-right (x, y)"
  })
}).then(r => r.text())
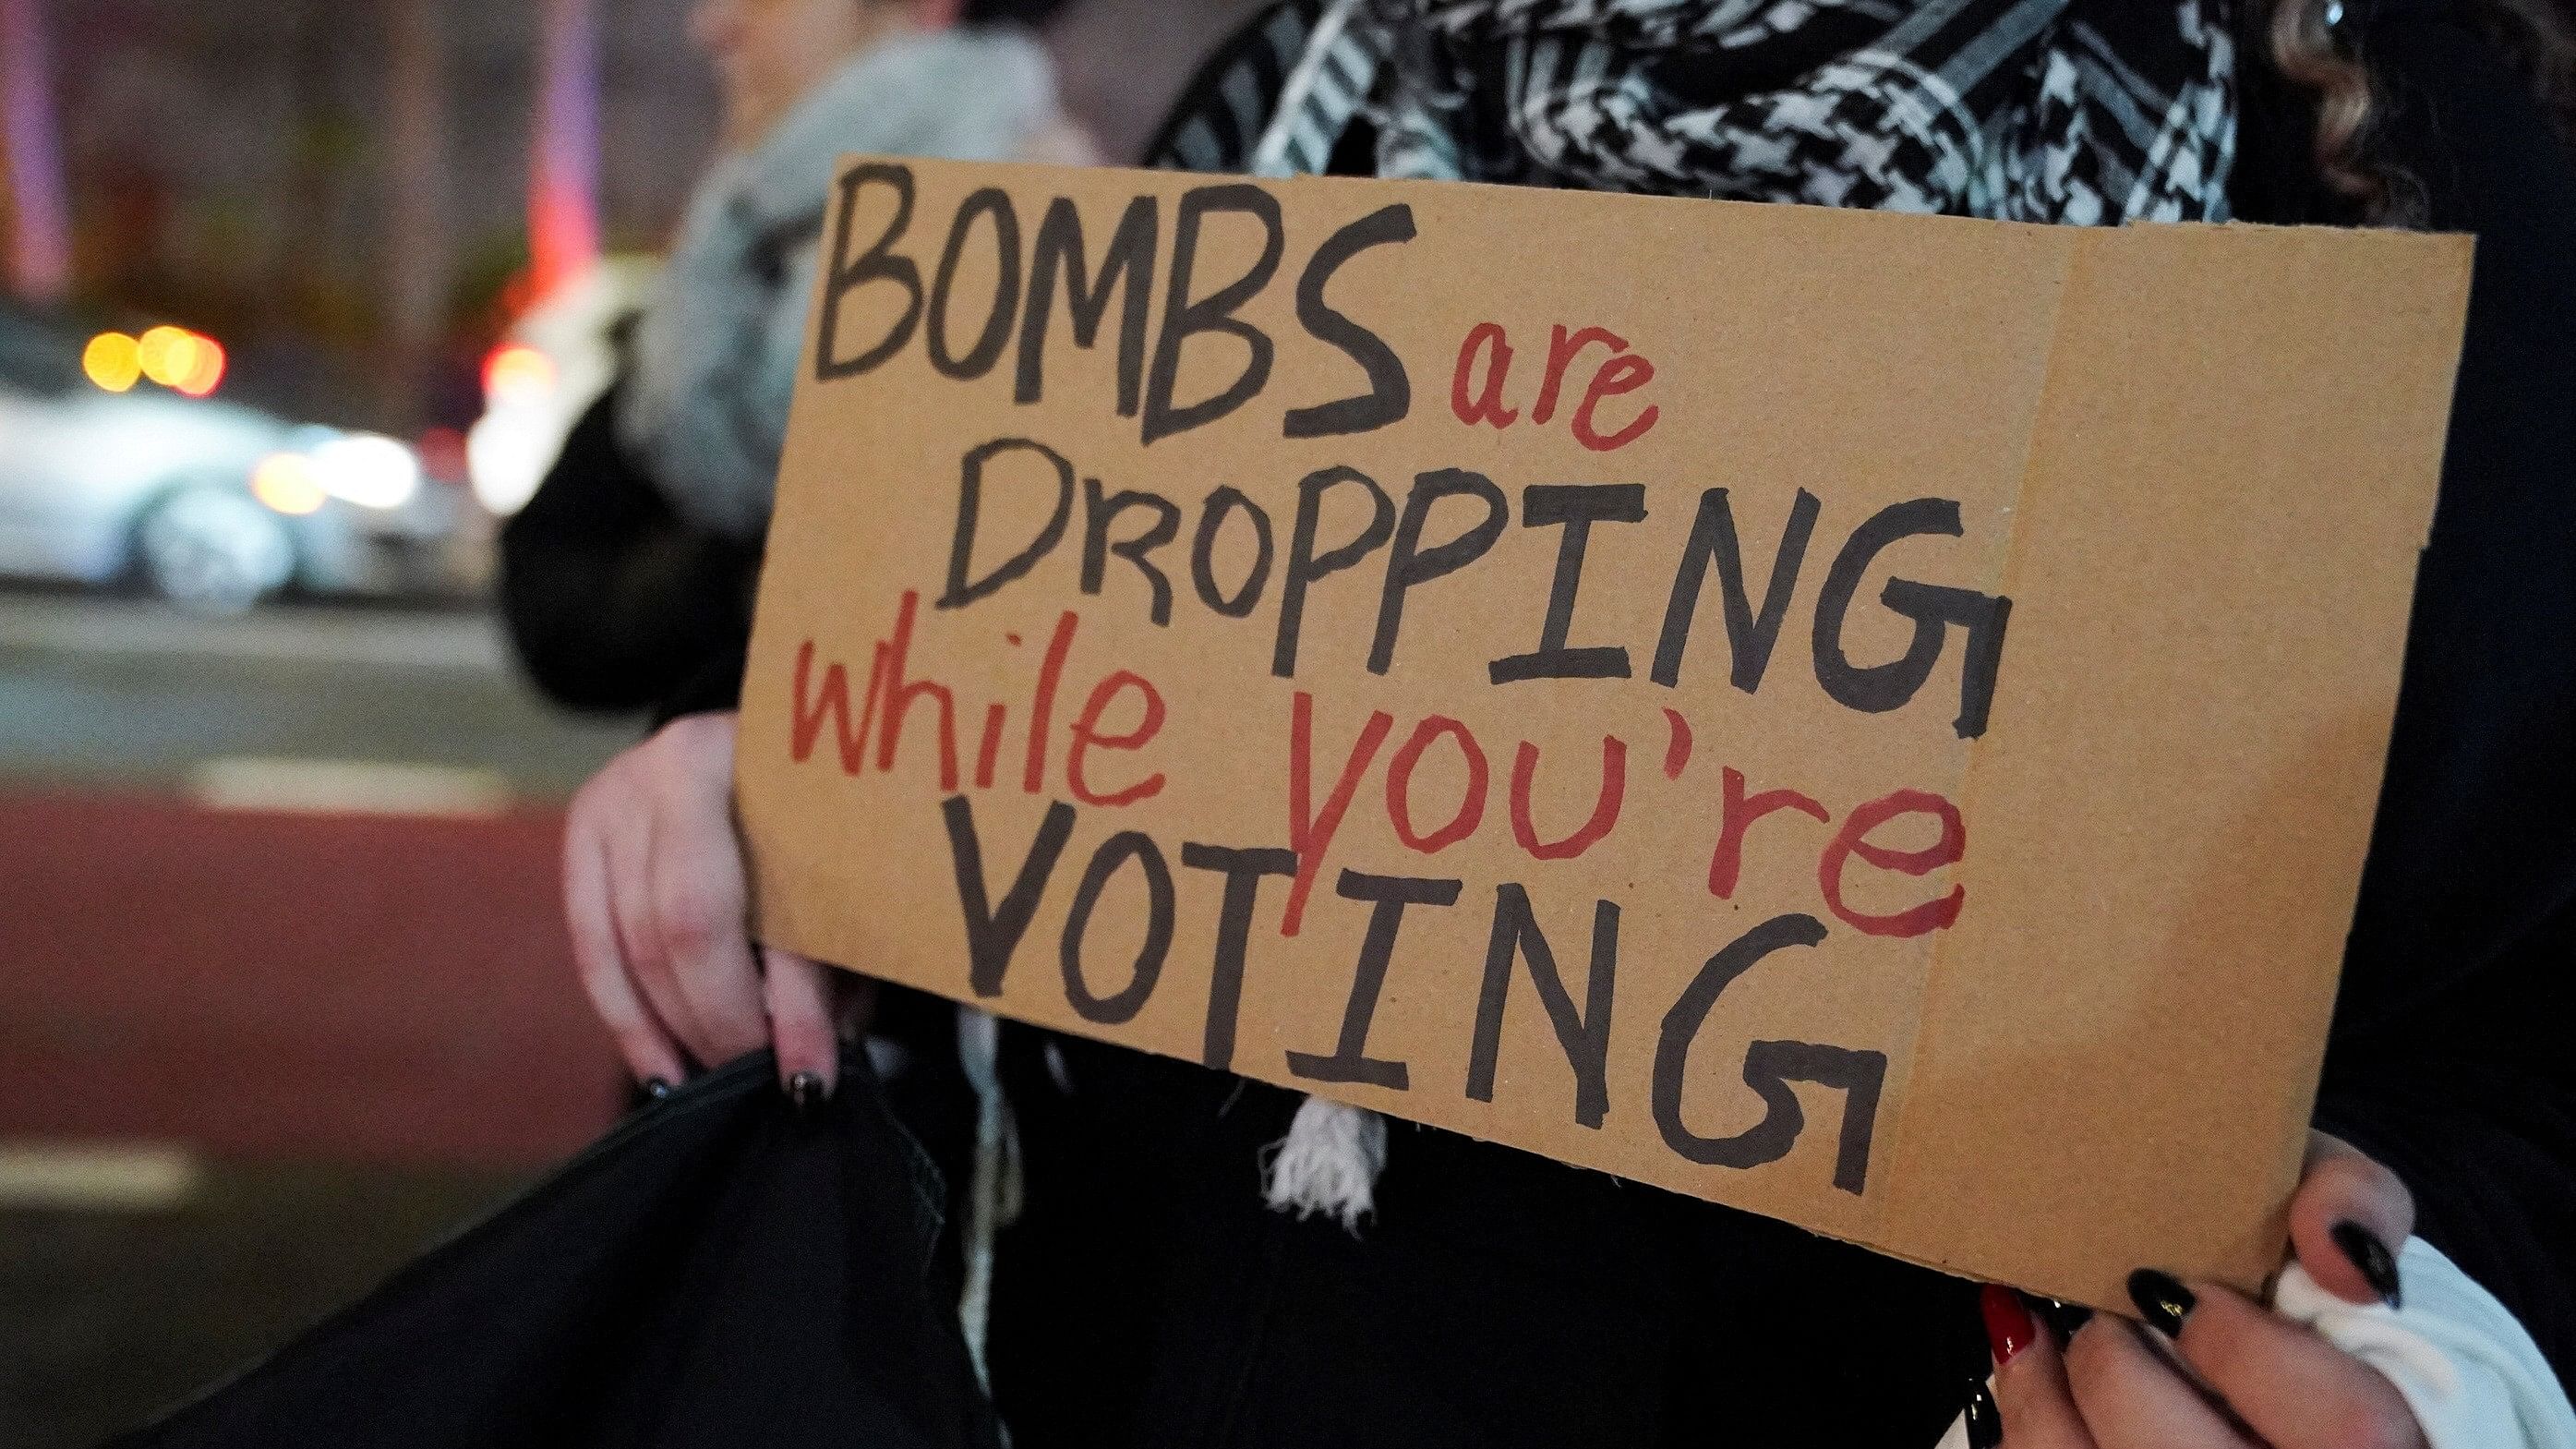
top-left (0, 1), bottom-right (1257, 1440)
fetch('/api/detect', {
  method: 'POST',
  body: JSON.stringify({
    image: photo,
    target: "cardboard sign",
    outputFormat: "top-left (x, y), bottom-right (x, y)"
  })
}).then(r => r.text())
top-left (737, 156), bottom-right (2471, 1309)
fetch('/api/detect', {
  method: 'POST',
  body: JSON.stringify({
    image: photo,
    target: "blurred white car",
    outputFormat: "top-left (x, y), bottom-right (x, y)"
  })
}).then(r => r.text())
top-left (0, 302), bottom-right (474, 612)
top-left (466, 256), bottom-right (657, 517)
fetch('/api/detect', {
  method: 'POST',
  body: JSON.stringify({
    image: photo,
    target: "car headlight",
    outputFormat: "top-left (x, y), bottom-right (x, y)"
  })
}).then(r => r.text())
top-left (307, 433), bottom-right (422, 511)
top-left (252, 453), bottom-right (328, 515)
top-left (466, 409), bottom-right (552, 515)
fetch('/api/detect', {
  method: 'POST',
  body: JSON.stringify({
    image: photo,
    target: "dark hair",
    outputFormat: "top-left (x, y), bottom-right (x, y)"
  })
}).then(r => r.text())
top-left (2462, 0), bottom-right (2576, 141)
top-left (2266, 0), bottom-right (2576, 223)
top-left (960, 0), bottom-right (1079, 28)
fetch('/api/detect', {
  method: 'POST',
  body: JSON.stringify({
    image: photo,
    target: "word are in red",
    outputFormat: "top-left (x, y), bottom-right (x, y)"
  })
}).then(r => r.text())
top-left (1451, 322), bottom-right (1659, 453)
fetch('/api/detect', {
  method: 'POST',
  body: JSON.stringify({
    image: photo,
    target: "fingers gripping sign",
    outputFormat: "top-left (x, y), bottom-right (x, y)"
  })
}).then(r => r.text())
top-left (1978, 1132), bottom-right (2426, 1449)
top-left (2287, 1134), bottom-right (2413, 1310)
top-left (561, 711), bottom-right (847, 1097)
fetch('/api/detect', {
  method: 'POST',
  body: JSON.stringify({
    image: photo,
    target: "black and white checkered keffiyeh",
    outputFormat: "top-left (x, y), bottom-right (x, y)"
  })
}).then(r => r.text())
top-left (1159, 0), bottom-right (2237, 224)
top-left (1145, 0), bottom-right (2242, 1228)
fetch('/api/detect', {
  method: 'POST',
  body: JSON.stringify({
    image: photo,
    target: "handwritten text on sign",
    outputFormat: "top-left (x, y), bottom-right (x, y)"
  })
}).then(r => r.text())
top-left (739, 157), bottom-right (2468, 1308)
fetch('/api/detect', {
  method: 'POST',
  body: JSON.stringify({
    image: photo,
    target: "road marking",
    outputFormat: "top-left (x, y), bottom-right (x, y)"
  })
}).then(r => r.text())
top-left (0, 1141), bottom-right (204, 1212)
top-left (0, 596), bottom-right (505, 671)
top-left (188, 757), bottom-right (514, 817)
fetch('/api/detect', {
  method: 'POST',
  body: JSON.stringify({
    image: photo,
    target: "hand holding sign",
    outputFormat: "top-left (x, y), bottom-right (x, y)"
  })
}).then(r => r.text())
top-left (737, 156), bottom-right (2471, 1310)
top-left (564, 711), bottom-right (846, 1091)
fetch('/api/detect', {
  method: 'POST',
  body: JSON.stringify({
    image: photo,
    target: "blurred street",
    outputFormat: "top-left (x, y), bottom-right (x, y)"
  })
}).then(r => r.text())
top-left (0, 592), bottom-right (629, 795)
top-left (0, 591), bottom-right (634, 1445)
top-left (0, 1161), bottom-right (524, 1446)
top-left (0, 0), bottom-right (1269, 1437)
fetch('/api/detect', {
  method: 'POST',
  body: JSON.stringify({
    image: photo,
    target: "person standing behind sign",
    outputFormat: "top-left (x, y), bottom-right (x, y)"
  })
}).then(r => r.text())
top-left (498, 0), bottom-right (1093, 721)
top-left (500, 0), bottom-right (1095, 1113)
top-left (548, 1), bottom-right (2576, 1446)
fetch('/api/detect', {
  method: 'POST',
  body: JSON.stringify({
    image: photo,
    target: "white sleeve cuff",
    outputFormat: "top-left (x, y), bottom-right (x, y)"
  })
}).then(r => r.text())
top-left (2274, 1237), bottom-right (2576, 1449)
top-left (1931, 1239), bottom-right (2574, 1449)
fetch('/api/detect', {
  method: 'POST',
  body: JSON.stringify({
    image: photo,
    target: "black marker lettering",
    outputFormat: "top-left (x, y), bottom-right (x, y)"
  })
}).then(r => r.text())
top-left (1017, 195), bottom-right (1156, 415)
top-left (1142, 184), bottom-right (1283, 446)
top-left (1651, 912), bottom-right (1886, 1194)
top-left (1283, 203), bottom-right (1415, 439)
top-left (1652, 487), bottom-right (1820, 693)
top-left (1191, 485), bottom-right (1274, 618)
top-left (814, 163), bottom-right (922, 380)
top-left (1273, 465), bottom-right (1393, 678)
top-left (1370, 468), bottom-right (1506, 675)
top-left (1080, 477), bottom-right (1182, 626)
top-left (1284, 869), bottom-right (1461, 1090)
top-left (1179, 842), bottom-right (1297, 1071)
top-left (1466, 885), bottom-right (1617, 1129)
top-left (1489, 483), bottom-right (1643, 683)
top-left (926, 187), bottom-right (1021, 380)
top-left (1059, 829), bottom-right (1174, 1024)
top-left (1812, 497), bottom-right (2011, 738)
top-left (941, 795), bottom-right (1077, 996)
top-left (939, 438), bottom-right (1075, 610)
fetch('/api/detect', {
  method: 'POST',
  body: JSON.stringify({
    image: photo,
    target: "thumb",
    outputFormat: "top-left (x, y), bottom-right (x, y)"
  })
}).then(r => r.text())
top-left (2288, 1131), bottom-right (2414, 1308)
top-left (762, 946), bottom-right (841, 1097)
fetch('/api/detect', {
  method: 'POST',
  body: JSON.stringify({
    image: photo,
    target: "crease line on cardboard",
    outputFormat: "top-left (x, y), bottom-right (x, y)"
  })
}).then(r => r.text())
top-left (1868, 228), bottom-right (2087, 1273)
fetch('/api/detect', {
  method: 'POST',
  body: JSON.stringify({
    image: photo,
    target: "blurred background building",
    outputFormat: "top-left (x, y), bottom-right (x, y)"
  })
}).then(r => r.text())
top-left (0, 1), bottom-right (1256, 1442)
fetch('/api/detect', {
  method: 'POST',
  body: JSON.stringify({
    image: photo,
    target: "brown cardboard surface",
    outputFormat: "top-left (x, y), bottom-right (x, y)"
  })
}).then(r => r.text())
top-left (734, 157), bottom-right (2472, 1309)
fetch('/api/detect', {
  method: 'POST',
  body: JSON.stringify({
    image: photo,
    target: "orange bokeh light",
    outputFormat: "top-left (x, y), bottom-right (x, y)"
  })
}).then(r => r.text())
top-left (137, 326), bottom-right (191, 386)
top-left (175, 333), bottom-right (226, 397)
top-left (136, 325), bottom-right (226, 397)
top-left (83, 332), bottom-right (141, 392)
top-left (251, 453), bottom-right (327, 515)
top-left (482, 344), bottom-right (558, 409)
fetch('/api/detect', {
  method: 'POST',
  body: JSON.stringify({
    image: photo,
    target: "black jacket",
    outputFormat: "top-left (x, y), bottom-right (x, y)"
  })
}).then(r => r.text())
top-left (2243, 0), bottom-right (2576, 1375)
top-left (497, 384), bottom-right (761, 719)
top-left (112, 1054), bottom-right (1004, 1449)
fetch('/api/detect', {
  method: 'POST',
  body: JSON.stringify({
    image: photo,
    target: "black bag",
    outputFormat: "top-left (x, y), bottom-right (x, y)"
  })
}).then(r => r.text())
top-left (108, 1051), bottom-right (1003, 1449)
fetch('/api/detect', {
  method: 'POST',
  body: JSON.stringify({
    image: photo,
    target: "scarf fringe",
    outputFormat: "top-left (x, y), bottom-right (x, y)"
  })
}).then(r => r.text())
top-left (1262, 1096), bottom-right (1388, 1229)
top-left (956, 1008), bottom-right (1022, 1389)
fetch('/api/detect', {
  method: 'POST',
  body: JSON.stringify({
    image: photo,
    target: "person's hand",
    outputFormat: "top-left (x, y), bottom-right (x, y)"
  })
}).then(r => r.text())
top-left (1983, 1132), bottom-right (2423, 1448)
top-left (561, 710), bottom-right (848, 1098)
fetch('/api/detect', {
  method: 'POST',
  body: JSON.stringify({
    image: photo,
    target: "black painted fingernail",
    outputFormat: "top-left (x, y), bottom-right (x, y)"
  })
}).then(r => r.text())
top-left (785, 1071), bottom-right (827, 1113)
top-left (2330, 1221), bottom-right (2402, 1308)
top-left (2126, 1268), bottom-right (2196, 1335)
top-left (642, 1077), bottom-right (675, 1102)
top-left (1964, 1377), bottom-right (2003, 1449)
top-left (2028, 1292), bottom-right (2093, 1342)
